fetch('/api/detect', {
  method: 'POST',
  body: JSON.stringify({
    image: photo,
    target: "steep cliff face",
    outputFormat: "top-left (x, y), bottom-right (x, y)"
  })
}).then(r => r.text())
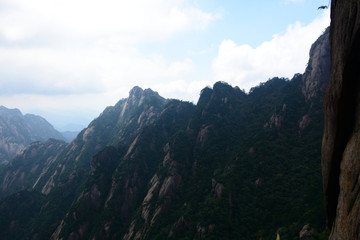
top-left (0, 106), bottom-right (65, 164)
top-left (322, 0), bottom-right (360, 239)
top-left (302, 27), bottom-right (330, 101)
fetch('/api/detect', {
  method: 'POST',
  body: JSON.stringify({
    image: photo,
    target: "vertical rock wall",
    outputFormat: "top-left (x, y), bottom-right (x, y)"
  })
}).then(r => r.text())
top-left (302, 27), bottom-right (330, 101)
top-left (322, 0), bottom-right (360, 239)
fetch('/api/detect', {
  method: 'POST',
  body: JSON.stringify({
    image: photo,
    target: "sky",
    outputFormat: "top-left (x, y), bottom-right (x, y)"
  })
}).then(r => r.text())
top-left (0, 0), bottom-right (330, 131)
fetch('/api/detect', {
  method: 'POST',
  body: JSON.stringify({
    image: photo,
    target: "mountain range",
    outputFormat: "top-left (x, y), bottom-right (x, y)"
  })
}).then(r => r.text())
top-left (0, 27), bottom-right (330, 240)
top-left (0, 106), bottom-right (66, 164)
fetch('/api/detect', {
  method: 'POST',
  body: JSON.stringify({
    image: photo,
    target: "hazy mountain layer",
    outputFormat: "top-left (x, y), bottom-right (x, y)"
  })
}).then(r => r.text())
top-left (0, 106), bottom-right (65, 164)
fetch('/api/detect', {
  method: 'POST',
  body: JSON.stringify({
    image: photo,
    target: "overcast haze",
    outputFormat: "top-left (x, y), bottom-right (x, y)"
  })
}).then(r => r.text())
top-left (0, 0), bottom-right (330, 131)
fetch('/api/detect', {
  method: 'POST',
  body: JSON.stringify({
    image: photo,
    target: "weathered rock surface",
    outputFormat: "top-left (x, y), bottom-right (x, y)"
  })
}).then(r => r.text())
top-left (322, 0), bottom-right (360, 239)
top-left (302, 27), bottom-right (330, 101)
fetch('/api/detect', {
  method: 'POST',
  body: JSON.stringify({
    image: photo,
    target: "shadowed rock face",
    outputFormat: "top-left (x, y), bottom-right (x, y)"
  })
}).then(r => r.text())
top-left (322, 0), bottom-right (360, 239)
top-left (302, 27), bottom-right (330, 101)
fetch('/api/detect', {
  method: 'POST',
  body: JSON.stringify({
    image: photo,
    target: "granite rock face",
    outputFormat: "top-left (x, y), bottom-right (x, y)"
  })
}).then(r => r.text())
top-left (302, 27), bottom-right (330, 101)
top-left (321, 0), bottom-right (360, 239)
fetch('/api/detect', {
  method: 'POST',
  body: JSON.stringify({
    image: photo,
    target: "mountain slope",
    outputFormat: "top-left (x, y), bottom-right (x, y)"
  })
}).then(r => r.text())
top-left (51, 75), bottom-right (326, 240)
top-left (36, 86), bottom-right (167, 196)
top-left (131, 78), bottom-right (324, 240)
top-left (51, 99), bottom-right (195, 240)
top-left (0, 190), bottom-right (46, 239)
top-left (0, 138), bottom-right (67, 197)
top-left (0, 87), bottom-right (169, 239)
top-left (0, 87), bottom-right (166, 196)
top-left (0, 106), bottom-right (65, 164)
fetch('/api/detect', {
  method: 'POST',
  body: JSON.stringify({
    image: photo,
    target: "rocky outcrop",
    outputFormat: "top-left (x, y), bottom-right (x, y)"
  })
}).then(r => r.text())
top-left (302, 27), bottom-right (330, 101)
top-left (299, 224), bottom-right (316, 240)
top-left (292, 27), bottom-right (330, 136)
top-left (322, 0), bottom-right (360, 239)
top-left (264, 104), bottom-right (287, 129)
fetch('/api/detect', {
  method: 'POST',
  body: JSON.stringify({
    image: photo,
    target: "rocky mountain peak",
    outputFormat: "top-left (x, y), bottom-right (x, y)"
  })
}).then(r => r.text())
top-left (127, 86), bottom-right (162, 105)
top-left (302, 27), bottom-right (330, 101)
top-left (120, 87), bottom-right (164, 120)
top-left (197, 81), bottom-right (245, 110)
top-left (127, 86), bottom-right (145, 106)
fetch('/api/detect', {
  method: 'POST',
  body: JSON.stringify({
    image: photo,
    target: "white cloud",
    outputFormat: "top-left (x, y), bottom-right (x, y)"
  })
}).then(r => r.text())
top-left (212, 9), bottom-right (330, 92)
top-left (0, 0), bottom-right (219, 44)
top-left (0, 0), bottom-right (220, 129)
top-left (0, 0), bottom-right (219, 95)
